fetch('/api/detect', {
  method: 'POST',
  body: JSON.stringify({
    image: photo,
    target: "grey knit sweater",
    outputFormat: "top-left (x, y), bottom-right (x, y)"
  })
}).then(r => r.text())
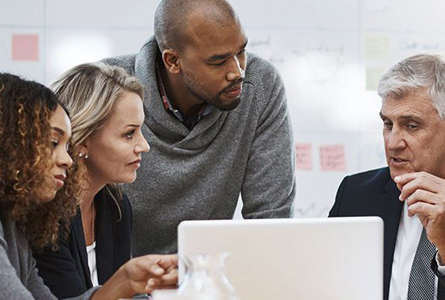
top-left (103, 37), bottom-right (296, 255)
top-left (0, 212), bottom-right (98, 299)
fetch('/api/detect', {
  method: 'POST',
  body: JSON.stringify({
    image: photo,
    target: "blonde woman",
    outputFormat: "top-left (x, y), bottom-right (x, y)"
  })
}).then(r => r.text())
top-left (34, 63), bottom-right (177, 299)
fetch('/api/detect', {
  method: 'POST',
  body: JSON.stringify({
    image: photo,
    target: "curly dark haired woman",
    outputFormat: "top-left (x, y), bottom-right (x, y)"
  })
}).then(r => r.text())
top-left (0, 72), bottom-right (96, 299)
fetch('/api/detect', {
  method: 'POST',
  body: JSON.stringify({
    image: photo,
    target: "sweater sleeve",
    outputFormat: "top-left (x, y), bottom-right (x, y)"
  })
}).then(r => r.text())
top-left (0, 222), bottom-right (57, 300)
top-left (240, 58), bottom-right (296, 218)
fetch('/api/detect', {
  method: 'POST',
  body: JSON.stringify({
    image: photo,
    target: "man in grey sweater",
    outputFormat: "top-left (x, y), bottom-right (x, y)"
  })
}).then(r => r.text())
top-left (103, 0), bottom-right (296, 256)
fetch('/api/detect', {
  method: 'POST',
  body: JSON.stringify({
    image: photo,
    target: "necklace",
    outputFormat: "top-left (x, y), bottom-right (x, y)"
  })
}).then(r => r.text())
top-left (90, 203), bottom-right (95, 243)
top-left (82, 203), bottom-right (96, 246)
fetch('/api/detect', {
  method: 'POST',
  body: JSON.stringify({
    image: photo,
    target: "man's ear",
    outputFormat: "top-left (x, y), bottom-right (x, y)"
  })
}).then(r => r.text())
top-left (162, 49), bottom-right (181, 74)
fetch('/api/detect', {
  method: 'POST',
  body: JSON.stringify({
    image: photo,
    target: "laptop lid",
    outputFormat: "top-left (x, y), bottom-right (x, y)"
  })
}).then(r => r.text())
top-left (177, 217), bottom-right (383, 300)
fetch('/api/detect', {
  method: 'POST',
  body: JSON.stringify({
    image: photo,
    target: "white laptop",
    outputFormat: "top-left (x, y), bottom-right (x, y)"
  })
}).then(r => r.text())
top-left (177, 217), bottom-right (383, 300)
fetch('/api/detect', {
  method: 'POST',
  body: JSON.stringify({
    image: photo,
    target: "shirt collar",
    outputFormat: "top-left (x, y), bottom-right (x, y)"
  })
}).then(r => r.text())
top-left (155, 59), bottom-right (214, 129)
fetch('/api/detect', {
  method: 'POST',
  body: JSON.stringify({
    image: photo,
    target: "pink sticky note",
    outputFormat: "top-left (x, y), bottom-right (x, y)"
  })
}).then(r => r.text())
top-left (320, 144), bottom-right (346, 171)
top-left (12, 34), bottom-right (39, 61)
top-left (295, 143), bottom-right (313, 170)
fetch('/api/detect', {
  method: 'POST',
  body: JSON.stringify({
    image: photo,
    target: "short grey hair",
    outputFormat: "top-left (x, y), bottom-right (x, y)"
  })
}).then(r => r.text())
top-left (378, 53), bottom-right (445, 119)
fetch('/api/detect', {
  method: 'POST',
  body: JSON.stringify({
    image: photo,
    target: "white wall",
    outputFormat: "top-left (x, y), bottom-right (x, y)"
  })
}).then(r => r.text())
top-left (2, 0), bottom-right (445, 217)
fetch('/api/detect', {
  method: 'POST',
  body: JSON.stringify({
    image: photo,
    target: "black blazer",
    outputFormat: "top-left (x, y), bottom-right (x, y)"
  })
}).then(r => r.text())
top-left (329, 167), bottom-right (445, 300)
top-left (34, 189), bottom-right (132, 299)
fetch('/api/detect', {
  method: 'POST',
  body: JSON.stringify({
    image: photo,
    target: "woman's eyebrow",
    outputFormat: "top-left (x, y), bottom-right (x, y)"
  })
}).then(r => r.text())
top-left (51, 127), bottom-right (65, 136)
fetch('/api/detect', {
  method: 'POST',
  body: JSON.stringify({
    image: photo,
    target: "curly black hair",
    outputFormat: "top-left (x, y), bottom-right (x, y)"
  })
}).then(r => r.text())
top-left (0, 73), bottom-right (80, 249)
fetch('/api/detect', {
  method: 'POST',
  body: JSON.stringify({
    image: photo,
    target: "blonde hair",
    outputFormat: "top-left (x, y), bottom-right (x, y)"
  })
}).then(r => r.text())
top-left (52, 63), bottom-right (144, 220)
top-left (52, 62), bottom-right (144, 146)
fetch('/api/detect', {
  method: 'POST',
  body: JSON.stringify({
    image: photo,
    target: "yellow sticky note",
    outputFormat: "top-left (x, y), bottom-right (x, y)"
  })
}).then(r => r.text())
top-left (364, 33), bottom-right (390, 61)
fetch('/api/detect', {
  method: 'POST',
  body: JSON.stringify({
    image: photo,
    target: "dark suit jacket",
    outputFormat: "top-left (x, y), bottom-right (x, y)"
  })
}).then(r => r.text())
top-left (329, 167), bottom-right (445, 300)
top-left (34, 189), bottom-right (132, 299)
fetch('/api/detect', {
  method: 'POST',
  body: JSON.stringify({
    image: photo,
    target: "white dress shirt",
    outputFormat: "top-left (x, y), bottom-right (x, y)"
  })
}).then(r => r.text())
top-left (86, 241), bottom-right (99, 287)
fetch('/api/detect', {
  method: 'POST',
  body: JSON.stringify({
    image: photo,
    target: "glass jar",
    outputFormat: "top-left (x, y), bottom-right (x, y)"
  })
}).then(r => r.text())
top-left (176, 253), bottom-right (240, 300)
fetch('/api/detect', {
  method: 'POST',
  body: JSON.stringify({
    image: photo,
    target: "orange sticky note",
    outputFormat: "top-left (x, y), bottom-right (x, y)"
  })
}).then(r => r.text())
top-left (320, 144), bottom-right (346, 171)
top-left (295, 143), bottom-right (313, 170)
top-left (12, 34), bottom-right (39, 61)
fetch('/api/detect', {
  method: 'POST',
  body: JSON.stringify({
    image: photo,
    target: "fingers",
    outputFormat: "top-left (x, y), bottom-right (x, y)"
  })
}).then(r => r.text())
top-left (135, 254), bottom-right (178, 276)
top-left (158, 254), bottom-right (178, 272)
top-left (146, 278), bottom-right (161, 292)
top-left (409, 198), bottom-right (445, 221)
top-left (132, 254), bottom-right (178, 293)
top-left (394, 171), bottom-right (437, 186)
top-left (403, 178), bottom-right (445, 231)
top-left (137, 257), bottom-right (166, 277)
top-left (395, 171), bottom-right (444, 201)
top-left (405, 189), bottom-right (438, 207)
top-left (394, 171), bottom-right (445, 227)
top-left (407, 199), bottom-right (434, 219)
top-left (122, 254), bottom-right (178, 295)
top-left (145, 269), bottom-right (178, 293)
top-left (159, 267), bottom-right (178, 284)
top-left (396, 173), bottom-right (445, 253)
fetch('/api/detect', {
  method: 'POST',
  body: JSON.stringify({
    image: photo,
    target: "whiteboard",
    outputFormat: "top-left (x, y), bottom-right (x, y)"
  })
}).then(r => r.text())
top-left (1, 0), bottom-right (444, 217)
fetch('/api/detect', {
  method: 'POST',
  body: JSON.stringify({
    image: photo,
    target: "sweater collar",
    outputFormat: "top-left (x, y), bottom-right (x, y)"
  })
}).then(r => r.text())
top-left (134, 37), bottom-right (226, 142)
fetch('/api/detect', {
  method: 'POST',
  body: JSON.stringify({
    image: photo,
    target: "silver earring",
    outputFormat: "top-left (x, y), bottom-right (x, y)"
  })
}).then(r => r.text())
top-left (79, 153), bottom-right (84, 158)
top-left (84, 154), bottom-right (89, 159)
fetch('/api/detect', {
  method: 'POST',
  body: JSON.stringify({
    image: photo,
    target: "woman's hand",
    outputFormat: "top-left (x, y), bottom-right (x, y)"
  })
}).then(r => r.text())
top-left (92, 254), bottom-right (178, 300)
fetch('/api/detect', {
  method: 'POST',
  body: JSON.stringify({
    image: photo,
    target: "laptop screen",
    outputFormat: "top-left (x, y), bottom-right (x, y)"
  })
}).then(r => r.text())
top-left (177, 217), bottom-right (383, 300)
